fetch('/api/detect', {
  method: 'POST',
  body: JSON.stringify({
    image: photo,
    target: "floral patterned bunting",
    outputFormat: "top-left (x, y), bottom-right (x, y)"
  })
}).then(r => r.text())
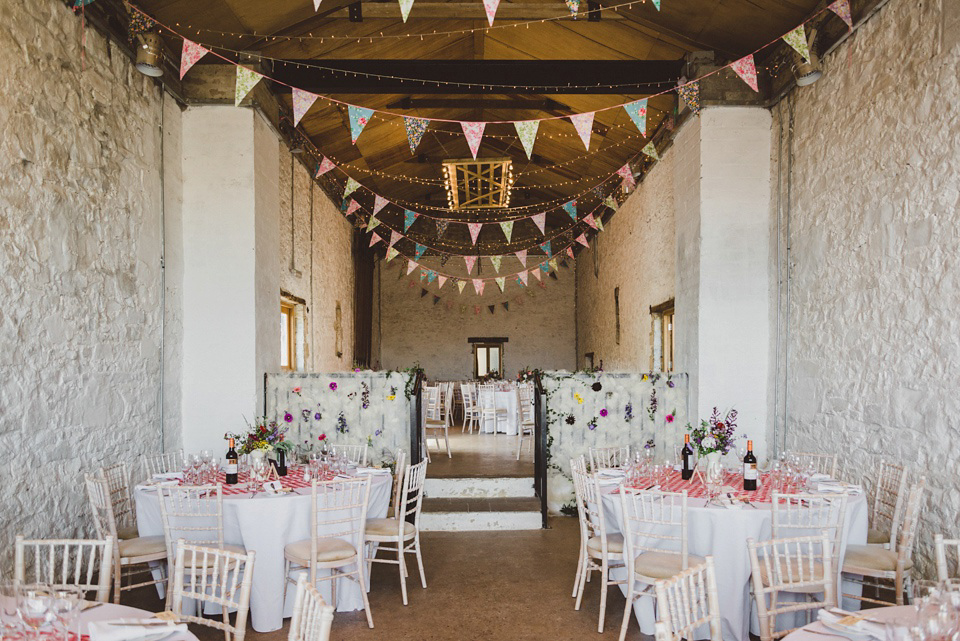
top-left (369, 233), bottom-right (383, 247)
top-left (388, 231), bottom-right (401, 248)
top-left (677, 80), bottom-right (701, 115)
top-left (641, 141), bottom-right (659, 161)
top-left (404, 209), bottom-right (419, 232)
top-left (315, 156), bottom-right (336, 178)
top-left (483, 0), bottom-right (500, 26)
top-left (373, 195), bottom-right (388, 215)
top-left (461, 122), bottom-right (485, 159)
top-left (313, 0), bottom-right (322, 10)
top-left (583, 213), bottom-right (598, 230)
top-left (730, 54), bottom-right (759, 92)
top-left (235, 66), bottom-right (263, 106)
top-left (514, 120), bottom-right (540, 159)
top-left (490, 256), bottom-right (502, 273)
top-left (617, 163), bottom-right (635, 190)
top-left (467, 222), bottom-right (483, 244)
top-left (565, 0), bottom-right (579, 15)
top-left (367, 216), bottom-right (381, 231)
top-left (603, 195), bottom-right (618, 210)
top-left (569, 112), bottom-right (595, 150)
top-left (348, 105), bottom-right (374, 143)
top-left (457, 280), bottom-right (467, 294)
top-left (530, 213), bottom-right (546, 234)
top-left (436, 219), bottom-right (450, 237)
top-left (343, 177), bottom-right (361, 199)
top-left (292, 88), bottom-right (319, 126)
top-left (562, 200), bottom-right (577, 220)
top-left (828, 0), bottom-right (853, 29)
top-left (403, 116), bottom-right (429, 154)
top-left (531, 267), bottom-right (542, 282)
top-left (540, 240), bottom-right (552, 257)
top-left (623, 99), bottom-right (648, 135)
top-left (651, 0), bottom-right (660, 9)
top-left (414, 243), bottom-right (426, 260)
top-left (782, 25), bottom-right (811, 62)
top-left (517, 270), bottom-right (528, 286)
top-left (427, 270), bottom-right (437, 283)
top-left (438, 275), bottom-right (447, 289)
top-left (595, 216), bottom-right (604, 231)
top-left (398, 0), bottom-right (415, 21)
top-left (180, 39), bottom-right (209, 80)
top-left (473, 279), bottom-right (485, 295)
top-left (345, 199), bottom-right (360, 216)
top-left (566, 246), bottom-right (575, 259)
top-left (515, 249), bottom-right (527, 266)
top-left (495, 277), bottom-right (506, 293)
top-left (499, 221), bottom-right (514, 242)
top-left (464, 255), bottom-right (477, 274)
top-left (406, 260), bottom-right (418, 275)
top-left (576, 233), bottom-right (589, 247)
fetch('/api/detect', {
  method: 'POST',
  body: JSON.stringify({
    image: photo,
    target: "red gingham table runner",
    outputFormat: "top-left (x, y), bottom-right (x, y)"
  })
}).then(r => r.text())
top-left (624, 469), bottom-right (777, 503)
top-left (182, 465), bottom-right (354, 496)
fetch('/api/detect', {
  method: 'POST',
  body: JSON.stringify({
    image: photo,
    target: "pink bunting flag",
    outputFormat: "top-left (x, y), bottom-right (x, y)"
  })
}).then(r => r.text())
top-left (515, 250), bottom-right (527, 267)
top-left (461, 122), bottom-right (486, 159)
top-left (582, 213), bottom-right (598, 230)
top-left (566, 246), bottom-right (575, 259)
top-left (828, 0), bottom-right (853, 29)
top-left (617, 163), bottom-right (635, 190)
top-left (467, 222), bottom-right (483, 245)
top-left (406, 260), bottom-right (418, 275)
top-left (483, 0), bottom-right (500, 26)
top-left (530, 213), bottom-right (546, 235)
top-left (372, 195), bottom-right (388, 215)
top-left (389, 231), bottom-right (401, 248)
top-left (531, 268), bottom-right (542, 282)
top-left (345, 199), bottom-right (360, 216)
top-left (464, 255), bottom-right (477, 274)
top-left (179, 39), bottom-right (209, 80)
top-left (437, 275), bottom-right (447, 289)
top-left (292, 88), bottom-right (319, 127)
top-left (369, 233), bottom-right (382, 248)
top-left (730, 54), bottom-right (759, 92)
top-left (518, 270), bottom-right (528, 286)
top-left (569, 112), bottom-right (595, 150)
top-left (575, 233), bottom-right (589, 247)
top-left (473, 279), bottom-right (485, 296)
top-left (315, 157), bottom-right (335, 178)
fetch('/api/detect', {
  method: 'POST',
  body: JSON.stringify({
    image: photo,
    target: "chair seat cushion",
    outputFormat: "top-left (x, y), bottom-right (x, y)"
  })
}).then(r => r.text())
top-left (843, 544), bottom-right (912, 572)
top-left (117, 525), bottom-right (140, 540)
top-left (119, 535), bottom-right (166, 558)
top-left (758, 559), bottom-right (826, 592)
top-left (285, 538), bottom-right (357, 564)
top-left (867, 528), bottom-right (891, 545)
top-left (365, 518), bottom-right (416, 539)
top-left (587, 533), bottom-right (623, 556)
top-left (633, 552), bottom-right (705, 580)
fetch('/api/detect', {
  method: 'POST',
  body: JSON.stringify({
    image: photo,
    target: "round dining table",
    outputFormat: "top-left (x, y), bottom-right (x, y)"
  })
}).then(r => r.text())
top-left (134, 466), bottom-right (392, 632)
top-left (80, 602), bottom-right (197, 641)
top-left (600, 470), bottom-right (868, 641)
top-left (479, 386), bottom-right (519, 435)
top-left (783, 604), bottom-right (916, 640)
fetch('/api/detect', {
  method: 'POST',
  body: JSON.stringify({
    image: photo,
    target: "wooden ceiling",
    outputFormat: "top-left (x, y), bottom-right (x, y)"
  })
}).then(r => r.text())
top-left (135, 0), bottom-right (819, 255)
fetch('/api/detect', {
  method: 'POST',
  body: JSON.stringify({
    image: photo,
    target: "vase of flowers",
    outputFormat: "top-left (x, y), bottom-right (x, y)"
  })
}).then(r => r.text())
top-left (228, 417), bottom-right (295, 460)
top-left (687, 407), bottom-right (738, 497)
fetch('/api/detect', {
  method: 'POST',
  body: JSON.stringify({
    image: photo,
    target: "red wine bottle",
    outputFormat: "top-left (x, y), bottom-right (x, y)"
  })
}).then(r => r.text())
top-left (225, 438), bottom-right (239, 485)
top-left (743, 440), bottom-right (758, 491)
top-left (681, 434), bottom-right (695, 480)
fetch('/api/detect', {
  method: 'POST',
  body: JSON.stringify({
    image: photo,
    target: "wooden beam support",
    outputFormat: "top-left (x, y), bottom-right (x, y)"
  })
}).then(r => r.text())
top-left (322, 2), bottom-right (627, 19)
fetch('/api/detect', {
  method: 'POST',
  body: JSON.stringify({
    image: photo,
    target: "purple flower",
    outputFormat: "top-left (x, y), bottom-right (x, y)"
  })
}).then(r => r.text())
top-left (329, 382), bottom-right (338, 391)
top-left (283, 412), bottom-right (293, 423)
top-left (314, 412), bottom-right (322, 421)
top-left (587, 421), bottom-right (597, 431)
top-left (667, 379), bottom-right (675, 388)
top-left (599, 408), bottom-right (608, 417)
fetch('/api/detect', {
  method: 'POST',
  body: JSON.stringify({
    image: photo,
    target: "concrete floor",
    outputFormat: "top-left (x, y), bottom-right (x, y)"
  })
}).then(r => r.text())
top-left (427, 431), bottom-right (534, 479)
top-left (127, 517), bottom-right (651, 641)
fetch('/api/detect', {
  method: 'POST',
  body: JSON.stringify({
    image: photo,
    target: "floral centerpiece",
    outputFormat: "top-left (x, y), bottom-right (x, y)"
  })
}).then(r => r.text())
top-left (687, 407), bottom-right (738, 456)
top-left (516, 368), bottom-right (542, 383)
top-left (227, 418), bottom-right (295, 456)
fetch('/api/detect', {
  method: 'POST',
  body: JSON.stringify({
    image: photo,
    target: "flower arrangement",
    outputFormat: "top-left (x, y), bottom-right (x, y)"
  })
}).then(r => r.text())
top-left (516, 368), bottom-right (542, 383)
top-left (227, 418), bottom-right (295, 455)
top-left (687, 407), bottom-right (739, 456)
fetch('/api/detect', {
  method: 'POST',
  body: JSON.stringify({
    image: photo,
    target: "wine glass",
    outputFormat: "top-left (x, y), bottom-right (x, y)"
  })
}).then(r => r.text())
top-left (16, 585), bottom-right (52, 641)
top-left (49, 587), bottom-right (81, 641)
top-left (250, 458), bottom-right (267, 489)
top-left (0, 582), bottom-right (24, 640)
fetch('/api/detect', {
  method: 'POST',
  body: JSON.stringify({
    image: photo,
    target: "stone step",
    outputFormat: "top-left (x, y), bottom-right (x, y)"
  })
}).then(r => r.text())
top-left (423, 476), bottom-right (536, 499)
top-left (419, 497), bottom-right (543, 531)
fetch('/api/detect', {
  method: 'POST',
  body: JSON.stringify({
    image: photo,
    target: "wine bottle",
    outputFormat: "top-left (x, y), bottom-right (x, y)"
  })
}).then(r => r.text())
top-left (743, 439), bottom-right (758, 491)
top-left (276, 449), bottom-right (287, 477)
top-left (225, 437), bottom-right (239, 485)
top-left (681, 434), bottom-right (695, 480)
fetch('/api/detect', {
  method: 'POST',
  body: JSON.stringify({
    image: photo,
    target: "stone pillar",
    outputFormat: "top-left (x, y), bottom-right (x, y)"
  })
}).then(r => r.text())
top-left (178, 106), bottom-right (279, 453)
top-left (674, 107), bottom-right (773, 460)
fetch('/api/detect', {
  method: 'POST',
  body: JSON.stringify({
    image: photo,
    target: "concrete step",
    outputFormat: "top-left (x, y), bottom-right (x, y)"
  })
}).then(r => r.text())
top-left (424, 476), bottom-right (536, 499)
top-left (419, 497), bottom-right (542, 531)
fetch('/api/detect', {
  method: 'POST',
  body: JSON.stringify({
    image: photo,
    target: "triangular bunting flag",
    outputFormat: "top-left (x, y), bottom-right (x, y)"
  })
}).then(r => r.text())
top-left (179, 39), bottom-right (209, 80)
top-left (483, 0), bottom-right (500, 26)
top-left (623, 99), bottom-right (648, 135)
top-left (385, 247), bottom-right (399, 262)
top-left (730, 54), bottom-right (759, 92)
top-left (566, 246), bottom-right (575, 259)
top-left (419, 270), bottom-right (427, 283)
top-left (576, 233), bottom-right (589, 247)
top-left (550, 271), bottom-right (558, 280)
top-left (641, 141), bottom-right (659, 161)
top-left (404, 210), bottom-right (419, 232)
top-left (458, 281), bottom-right (467, 294)
top-left (473, 279), bottom-right (485, 295)
top-left (348, 105), bottom-right (374, 143)
top-left (490, 256), bottom-right (502, 273)
top-left (595, 216), bottom-right (604, 231)
top-left (617, 163), bottom-right (636, 191)
top-left (603, 195), bottom-right (618, 210)
top-left (530, 213), bottom-right (546, 235)
top-left (343, 177), bottom-right (361, 199)
top-left (502, 302), bottom-right (509, 311)
top-left (499, 221), bottom-right (514, 243)
top-left (315, 157), bottom-right (335, 178)
top-left (514, 120), bottom-right (540, 159)
top-left (436, 219), bottom-right (449, 237)
top-left (366, 217), bottom-right (381, 232)
top-left (235, 66), bottom-right (263, 107)
top-left (828, 0), bottom-right (853, 29)
top-left (369, 233), bottom-right (383, 247)
top-left (518, 270), bottom-right (528, 286)
top-left (345, 199), bottom-right (360, 216)
top-left (433, 295), bottom-right (441, 305)
top-left (495, 277), bottom-right (506, 292)
top-left (565, 0), bottom-right (579, 14)
top-left (373, 195), bottom-right (388, 215)
top-left (651, 0), bottom-right (660, 9)
top-left (583, 213), bottom-right (598, 230)
top-left (488, 305), bottom-right (496, 315)
top-left (389, 231), bottom-right (401, 248)
top-left (677, 80), bottom-right (701, 115)
top-left (515, 250), bottom-right (527, 267)
top-left (467, 222), bottom-right (483, 245)
top-left (426, 269), bottom-right (437, 283)
top-left (313, 0), bottom-right (322, 9)
top-left (407, 260), bottom-right (418, 275)
top-left (461, 122), bottom-right (485, 159)
top-left (414, 243), bottom-right (426, 260)
top-left (540, 240), bottom-right (552, 257)
top-left (562, 200), bottom-right (577, 220)
top-left (548, 258), bottom-right (558, 271)
top-left (782, 26), bottom-right (811, 62)
top-left (438, 275), bottom-right (447, 289)
top-left (531, 268), bottom-right (542, 282)
top-left (540, 261), bottom-right (550, 274)
top-left (569, 112), bottom-right (595, 150)
top-left (398, 0), bottom-right (415, 21)
top-left (403, 116), bottom-right (429, 154)
top-left (292, 88), bottom-right (319, 127)
top-left (464, 256), bottom-right (477, 274)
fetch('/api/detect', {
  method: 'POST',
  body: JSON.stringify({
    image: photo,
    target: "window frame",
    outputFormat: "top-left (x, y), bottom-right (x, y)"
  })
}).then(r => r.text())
top-left (280, 302), bottom-right (296, 371)
top-left (650, 298), bottom-right (675, 373)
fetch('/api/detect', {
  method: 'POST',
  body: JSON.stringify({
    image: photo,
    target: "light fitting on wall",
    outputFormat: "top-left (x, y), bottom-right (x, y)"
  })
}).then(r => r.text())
top-left (792, 27), bottom-right (822, 87)
top-left (135, 31), bottom-right (164, 77)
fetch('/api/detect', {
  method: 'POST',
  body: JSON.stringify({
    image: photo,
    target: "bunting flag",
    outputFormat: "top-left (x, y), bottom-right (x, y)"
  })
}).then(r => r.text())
top-left (404, 116), bottom-right (429, 153)
top-left (399, 0), bottom-right (415, 21)
top-left (292, 88), bottom-right (319, 126)
top-left (502, 302), bottom-right (510, 312)
top-left (518, 270), bottom-right (528, 286)
top-left (426, 270), bottom-right (437, 283)
top-left (548, 258), bottom-right (558, 272)
top-left (315, 157), bottom-right (335, 178)
top-left (483, 0), bottom-right (500, 26)
top-left (464, 255), bottom-right (477, 274)
top-left (782, 25), bottom-right (811, 62)
top-left (495, 277), bottom-right (506, 292)
top-left (828, 0), bottom-right (853, 29)
top-left (345, 199), bottom-right (360, 216)
top-left (179, 39), bottom-right (209, 80)
top-left (539, 261), bottom-right (550, 274)
top-left (473, 279), bottom-right (485, 295)
top-left (514, 120), bottom-right (539, 159)
top-left (651, 0), bottom-right (660, 9)
top-left (569, 112), bottom-right (595, 150)
top-left (530, 213), bottom-right (546, 235)
top-left (499, 221), bottom-right (514, 242)
top-left (565, 0), bottom-right (579, 15)
top-left (515, 249), bottom-right (527, 266)
top-left (461, 122), bottom-right (485, 159)
top-left (730, 54), bottom-right (759, 92)
top-left (420, 286), bottom-right (428, 295)
top-left (458, 281), bottom-right (467, 294)
top-left (531, 268), bottom-right (542, 282)
top-left (404, 209), bottom-right (419, 232)
top-left (642, 141), bottom-right (660, 161)
top-left (576, 233), bottom-right (589, 247)
top-left (604, 195), bottom-right (618, 210)
top-left (235, 66), bottom-right (263, 106)
top-left (595, 216), bottom-right (604, 231)
top-left (389, 230), bottom-right (401, 248)
top-left (623, 99), bottom-right (648, 135)
top-left (490, 256), bottom-right (502, 272)
top-left (406, 260), bottom-right (418, 275)
top-left (419, 271), bottom-right (427, 283)
top-left (488, 305), bottom-right (496, 315)
top-left (369, 233), bottom-right (383, 247)
top-left (677, 80), bottom-right (701, 115)
top-left (468, 222), bottom-right (483, 244)
top-left (313, 0), bottom-right (322, 10)
top-left (566, 246), bottom-right (575, 259)
top-left (433, 295), bottom-right (441, 305)
top-left (385, 247), bottom-right (399, 262)
top-left (436, 219), bottom-right (449, 237)
top-left (438, 275), bottom-right (447, 289)
top-left (348, 105), bottom-right (374, 143)
top-left (343, 177), bottom-right (361, 199)
top-left (562, 200), bottom-right (577, 220)
top-left (583, 213), bottom-right (599, 230)
top-left (472, 305), bottom-right (480, 315)
top-left (414, 243), bottom-right (426, 260)
top-left (617, 163), bottom-right (636, 190)
top-left (540, 240), bottom-right (552, 257)
top-left (373, 194), bottom-right (389, 215)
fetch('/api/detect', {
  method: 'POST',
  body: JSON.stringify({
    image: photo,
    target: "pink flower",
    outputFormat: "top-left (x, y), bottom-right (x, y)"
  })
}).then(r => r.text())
top-left (599, 409), bottom-right (608, 417)
top-left (283, 412), bottom-right (293, 422)
top-left (318, 433), bottom-right (326, 441)
top-left (292, 386), bottom-right (301, 395)
top-left (666, 414), bottom-right (675, 424)
top-left (329, 382), bottom-right (338, 391)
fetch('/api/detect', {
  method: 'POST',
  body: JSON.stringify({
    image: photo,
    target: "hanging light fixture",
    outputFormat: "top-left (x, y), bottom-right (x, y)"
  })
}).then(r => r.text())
top-left (136, 31), bottom-right (164, 77)
top-left (793, 28), bottom-right (822, 87)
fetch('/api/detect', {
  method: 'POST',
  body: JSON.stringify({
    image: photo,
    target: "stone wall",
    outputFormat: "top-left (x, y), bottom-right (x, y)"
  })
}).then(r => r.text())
top-left (774, 0), bottom-right (960, 577)
top-left (377, 257), bottom-right (576, 379)
top-left (0, 0), bottom-right (164, 564)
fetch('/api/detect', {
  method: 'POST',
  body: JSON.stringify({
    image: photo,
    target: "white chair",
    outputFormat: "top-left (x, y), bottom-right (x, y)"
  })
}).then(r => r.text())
top-left (793, 452), bottom-right (839, 478)
top-left (867, 460), bottom-right (909, 548)
top-left (283, 476), bottom-right (374, 628)
top-left (772, 493), bottom-right (847, 583)
top-left (461, 383), bottom-right (480, 433)
top-left (515, 386), bottom-right (535, 460)
top-left (748, 533), bottom-right (836, 641)
top-left (424, 385), bottom-right (452, 458)
top-left (101, 462), bottom-right (138, 540)
top-left (364, 460), bottom-right (428, 605)
top-left (170, 541), bottom-right (255, 641)
top-left (14, 536), bottom-right (115, 603)
top-left (617, 487), bottom-right (702, 641)
top-left (842, 478), bottom-right (925, 606)
top-left (572, 460), bottom-right (624, 633)
top-left (331, 444), bottom-right (368, 466)
top-left (654, 557), bottom-right (723, 641)
top-left (288, 574), bottom-right (334, 641)
top-left (590, 446), bottom-right (631, 470)
top-left (478, 383), bottom-right (509, 434)
top-left (85, 473), bottom-right (167, 603)
top-left (388, 449), bottom-right (407, 519)
top-left (935, 534), bottom-right (960, 582)
top-left (142, 450), bottom-right (185, 478)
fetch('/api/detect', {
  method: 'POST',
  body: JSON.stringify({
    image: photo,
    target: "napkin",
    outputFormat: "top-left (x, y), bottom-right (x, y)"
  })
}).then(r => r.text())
top-left (140, 479), bottom-right (179, 490)
top-left (356, 467), bottom-right (391, 475)
top-left (596, 468), bottom-right (625, 477)
top-left (596, 476), bottom-right (623, 487)
top-left (817, 608), bottom-right (885, 639)
top-left (152, 473), bottom-right (183, 481)
top-left (815, 480), bottom-right (862, 495)
top-left (88, 619), bottom-right (187, 641)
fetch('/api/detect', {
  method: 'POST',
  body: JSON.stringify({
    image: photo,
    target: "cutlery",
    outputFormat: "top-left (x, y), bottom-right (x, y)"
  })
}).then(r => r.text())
top-left (81, 602), bottom-right (104, 612)
top-left (107, 621), bottom-right (173, 628)
top-left (827, 608), bottom-right (886, 624)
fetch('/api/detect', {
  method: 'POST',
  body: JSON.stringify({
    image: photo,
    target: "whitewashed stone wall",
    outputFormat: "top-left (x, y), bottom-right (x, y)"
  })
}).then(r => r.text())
top-left (576, 152), bottom-right (677, 370)
top-left (377, 257), bottom-right (576, 378)
top-left (0, 0), bottom-right (164, 566)
top-left (774, 0), bottom-right (960, 577)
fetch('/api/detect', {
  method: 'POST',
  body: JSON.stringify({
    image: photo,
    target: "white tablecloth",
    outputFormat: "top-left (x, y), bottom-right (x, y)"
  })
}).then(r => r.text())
top-left (784, 604), bottom-right (915, 640)
top-left (81, 602), bottom-right (198, 641)
top-left (135, 474), bottom-right (391, 632)
top-left (479, 389), bottom-right (518, 435)
top-left (601, 489), bottom-right (867, 641)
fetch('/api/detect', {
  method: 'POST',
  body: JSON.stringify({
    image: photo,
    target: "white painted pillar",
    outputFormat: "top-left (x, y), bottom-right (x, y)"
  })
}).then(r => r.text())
top-left (674, 107), bottom-right (773, 461)
top-left (178, 106), bottom-right (279, 453)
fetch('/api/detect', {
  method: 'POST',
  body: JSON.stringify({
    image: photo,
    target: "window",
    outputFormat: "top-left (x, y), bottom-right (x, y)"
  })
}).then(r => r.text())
top-left (470, 337), bottom-right (506, 378)
top-left (281, 302), bottom-right (295, 370)
top-left (584, 352), bottom-right (595, 370)
top-left (650, 299), bottom-right (675, 372)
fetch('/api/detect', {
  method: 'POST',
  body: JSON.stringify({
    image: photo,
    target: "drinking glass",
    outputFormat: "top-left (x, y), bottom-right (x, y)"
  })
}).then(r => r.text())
top-left (0, 583), bottom-right (24, 641)
top-left (16, 585), bottom-right (52, 641)
top-left (49, 587), bottom-right (81, 641)
top-left (207, 457), bottom-right (220, 484)
top-left (250, 458), bottom-right (267, 488)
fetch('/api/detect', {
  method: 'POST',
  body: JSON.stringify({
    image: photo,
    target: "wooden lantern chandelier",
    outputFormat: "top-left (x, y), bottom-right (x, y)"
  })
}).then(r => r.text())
top-left (442, 158), bottom-right (514, 210)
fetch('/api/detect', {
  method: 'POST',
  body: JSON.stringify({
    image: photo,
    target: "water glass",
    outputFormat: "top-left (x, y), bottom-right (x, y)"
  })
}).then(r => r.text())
top-left (49, 587), bottom-right (81, 641)
top-left (0, 583), bottom-right (23, 641)
top-left (16, 585), bottom-right (52, 640)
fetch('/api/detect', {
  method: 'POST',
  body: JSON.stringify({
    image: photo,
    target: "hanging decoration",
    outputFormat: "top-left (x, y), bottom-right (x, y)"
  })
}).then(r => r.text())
top-left (483, 0), bottom-right (500, 26)
top-left (514, 120), bottom-right (540, 160)
top-left (373, 195), bottom-right (388, 215)
top-left (398, 0), bottom-right (415, 21)
top-left (438, 275), bottom-right (448, 289)
top-left (348, 106), bottom-right (374, 143)
top-left (564, 0), bottom-right (579, 15)
top-left (386, 247), bottom-right (399, 262)
top-left (515, 250), bottom-right (527, 267)
top-left (730, 54), bottom-right (759, 92)
top-left (369, 233), bottom-right (383, 247)
top-left (179, 39), bottom-right (209, 79)
top-left (569, 112), bottom-right (595, 150)
top-left (389, 231), bottom-right (401, 248)
top-left (407, 260), bottom-right (418, 275)
top-left (566, 246), bottom-right (575, 259)
top-left (458, 281), bottom-right (467, 294)
top-left (366, 216), bottom-right (381, 231)
top-left (234, 66), bottom-right (263, 106)
top-left (404, 116), bottom-right (429, 153)
top-left (531, 213), bottom-right (546, 235)
top-left (576, 233), bottom-right (589, 247)
top-left (540, 240), bottom-right (552, 257)
top-left (782, 25), bottom-right (811, 62)
top-left (582, 213), bottom-right (598, 230)
top-left (345, 199), bottom-right (360, 216)
top-left (436, 219), bottom-right (450, 237)
top-left (641, 141), bottom-right (659, 161)
top-left (677, 80), bottom-right (701, 115)
top-left (488, 256), bottom-right (501, 272)
top-left (292, 88), bottom-right (319, 127)
top-left (473, 280), bottom-right (485, 295)
top-left (496, 277), bottom-right (506, 292)
top-left (623, 99), bottom-right (648, 135)
top-left (651, 0), bottom-right (660, 9)
top-left (403, 209), bottom-right (419, 232)
top-left (603, 195), bottom-right (618, 211)
top-left (461, 122), bottom-right (486, 159)
top-left (617, 163), bottom-right (635, 190)
top-left (828, 0), bottom-right (853, 30)
top-left (315, 157), bottom-right (336, 178)
top-left (464, 256), bottom-right (477, 274)
top-left (343, 177), bottom-right (361, 199)
top-left (499, 221), bottom-right (514, 242)
top-left (468, 222), bottom-right (483, 244)
top-left (562, 200), bottom-right (577, 220)
top-left (414, 243), bottom-right (427, 260)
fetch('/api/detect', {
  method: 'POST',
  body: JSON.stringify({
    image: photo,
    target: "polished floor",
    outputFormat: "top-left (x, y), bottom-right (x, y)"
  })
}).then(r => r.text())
top-left (427, 430), bottom-right (534, 478)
